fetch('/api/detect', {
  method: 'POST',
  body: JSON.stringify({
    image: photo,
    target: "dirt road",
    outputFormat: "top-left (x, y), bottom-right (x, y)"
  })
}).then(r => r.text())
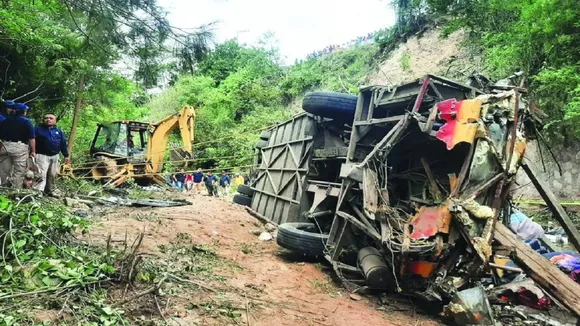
top-left (87, 194), bottom-right (442, 326)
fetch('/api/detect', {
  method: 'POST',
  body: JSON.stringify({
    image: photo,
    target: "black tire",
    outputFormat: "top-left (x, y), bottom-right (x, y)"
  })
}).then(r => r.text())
top-left (302, 92), bottom-right (358, 121)
top-left (237, 184), bottom-right (254, 197)
top-left (255, 139), bottom-right (268, 149)
top-left (276, 222), bottom-right (329, 256)
top-left (232, 193), bottom-right (252, 207)
top-left (260, 130), bottom-right (272, 140)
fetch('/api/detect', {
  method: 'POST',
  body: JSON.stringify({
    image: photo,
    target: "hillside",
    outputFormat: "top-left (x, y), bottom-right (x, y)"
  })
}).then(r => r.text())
top-left (367, 28), bottom-right (481, 85)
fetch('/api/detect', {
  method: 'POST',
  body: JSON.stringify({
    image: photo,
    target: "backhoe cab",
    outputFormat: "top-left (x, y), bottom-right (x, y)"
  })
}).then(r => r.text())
top-left (88, 106), bottom-right (195, 187)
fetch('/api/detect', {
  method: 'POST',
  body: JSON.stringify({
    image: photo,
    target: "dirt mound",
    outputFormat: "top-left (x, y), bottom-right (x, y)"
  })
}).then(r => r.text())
top-left (367, 28), bottom-right (483, 87)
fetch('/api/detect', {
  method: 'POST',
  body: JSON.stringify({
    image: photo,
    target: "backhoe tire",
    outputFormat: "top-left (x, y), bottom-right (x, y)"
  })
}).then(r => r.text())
top-left (260, 130), bottom-right (272, 140)
top-left (233, 193), bottom-right (252, 207)
top-left (302, 92), bottom-right (358, 121)
top-left (237, 185), bottom-right (254, 197)
top-left (276, 222), bottom-right (329, 257)
top-left (255, 139), bottom-right (268, 149)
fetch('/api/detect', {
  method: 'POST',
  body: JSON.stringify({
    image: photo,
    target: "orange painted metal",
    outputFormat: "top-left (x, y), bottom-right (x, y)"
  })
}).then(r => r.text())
top-left (407, 261), bottom-right (438, 278)
top-left (436, 98), bottom-right (483, 150)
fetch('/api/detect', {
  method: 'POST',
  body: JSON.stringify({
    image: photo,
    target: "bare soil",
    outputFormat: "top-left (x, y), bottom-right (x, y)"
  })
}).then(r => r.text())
top-left (367, 28), bottom-right (482, 87)
top-left (85, 194), bottom-right (443, 326)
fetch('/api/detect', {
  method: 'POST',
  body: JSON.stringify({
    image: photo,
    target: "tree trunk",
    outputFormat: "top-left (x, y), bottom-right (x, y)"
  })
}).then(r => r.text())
top-left (68, 74), bottom-right (85, 154)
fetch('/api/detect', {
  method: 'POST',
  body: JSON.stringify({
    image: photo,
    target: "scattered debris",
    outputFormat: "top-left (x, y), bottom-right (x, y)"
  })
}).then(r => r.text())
top-left (349, 294), bottom-right (363, 301)
top-left (445, 286), bottom-right (495, 325)
top-left (265, 223), bottom-right (277, 232)
top-left (249, 229), bottom-right (262, 236)
top-left (95, 196), bottom-right (192, 207)
top-left (258, 232), bottom-right (273, 241)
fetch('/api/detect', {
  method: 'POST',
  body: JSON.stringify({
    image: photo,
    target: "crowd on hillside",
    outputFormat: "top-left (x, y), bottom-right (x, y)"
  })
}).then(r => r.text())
top-left (305, 32), bottom-right (376, 60)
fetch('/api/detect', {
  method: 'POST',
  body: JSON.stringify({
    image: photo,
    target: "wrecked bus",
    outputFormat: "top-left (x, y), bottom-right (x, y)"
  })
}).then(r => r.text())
top-left (235, 74), bottom-right (575, 315)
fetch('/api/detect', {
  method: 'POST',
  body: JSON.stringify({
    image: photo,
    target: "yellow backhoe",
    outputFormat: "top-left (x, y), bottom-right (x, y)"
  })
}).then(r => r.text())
top-left (87, 106), bottom-right (195, 187)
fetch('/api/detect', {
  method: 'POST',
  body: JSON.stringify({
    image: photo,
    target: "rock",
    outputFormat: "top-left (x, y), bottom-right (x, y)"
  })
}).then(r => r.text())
top-left (64, 197), bottom-right (79, 207)
top-left (211, 231), bottom-right (219, 237)
top-left (350, 294), bottom-right (363, 301)
top-left (265, 223), bottom-right (277, 232)
top-left (258, 232), bottom-right (273, 241)
top-left (73, 210), bottom-right (89, 217)
top-left (249, 229), bottom-right (262, 236)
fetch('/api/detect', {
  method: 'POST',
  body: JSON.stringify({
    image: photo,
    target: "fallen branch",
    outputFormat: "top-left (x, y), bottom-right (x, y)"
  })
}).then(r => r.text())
top-left (245, 294), bottom-right (251, 326)
top-left (112, 277), bottom-right (166, 308)
top-left (168, 274), bottom-right (218, 293)
top-left (154, 294), bottom-right (167, 322)
top-left (244, 206), bottom-right (272, 225)
top-left (0, 280), bottom-right (105, 301)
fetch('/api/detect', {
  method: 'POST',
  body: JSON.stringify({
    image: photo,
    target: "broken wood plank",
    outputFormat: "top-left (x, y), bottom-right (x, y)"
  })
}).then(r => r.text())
top-left (494, 223), bottom-right (580, 316)
top-left (521, 160), bottom-right (580, 253)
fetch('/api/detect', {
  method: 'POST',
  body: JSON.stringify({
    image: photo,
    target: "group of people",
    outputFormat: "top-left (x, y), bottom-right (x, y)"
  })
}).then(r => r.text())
top-left (169, 169), bottom-right (247, 198)
top-left (305, 32), bottom-right (376, 60)
top-left (0, 100), bottom-right (70, 194)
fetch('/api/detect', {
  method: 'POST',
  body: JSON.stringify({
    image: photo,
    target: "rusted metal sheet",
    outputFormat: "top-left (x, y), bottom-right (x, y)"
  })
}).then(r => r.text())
top-left (409, 205), bottom-right (452, 240)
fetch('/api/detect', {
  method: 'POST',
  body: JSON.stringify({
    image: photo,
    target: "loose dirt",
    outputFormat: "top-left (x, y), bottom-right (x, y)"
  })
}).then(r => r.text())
top-left (367, 28), bottom-right (482, 87)
top-left (85, 194), bottom-right (443, 326)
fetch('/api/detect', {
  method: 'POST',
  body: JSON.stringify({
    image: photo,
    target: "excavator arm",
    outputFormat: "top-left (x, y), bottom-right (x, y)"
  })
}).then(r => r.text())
top-left (146, 106), bottom-right (196, 174)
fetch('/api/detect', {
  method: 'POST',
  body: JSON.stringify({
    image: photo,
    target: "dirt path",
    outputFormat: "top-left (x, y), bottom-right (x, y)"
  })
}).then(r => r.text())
top-left (87, 194), bottom-right (442, 326)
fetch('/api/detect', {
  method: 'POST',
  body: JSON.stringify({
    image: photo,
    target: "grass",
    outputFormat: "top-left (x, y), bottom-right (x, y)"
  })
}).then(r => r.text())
top-left (400, 51), bottom-right (411, 72)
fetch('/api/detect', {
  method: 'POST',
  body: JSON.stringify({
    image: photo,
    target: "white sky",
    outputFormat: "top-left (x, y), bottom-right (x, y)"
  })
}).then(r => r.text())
top-left (159, 0), bottom-right (396, 64)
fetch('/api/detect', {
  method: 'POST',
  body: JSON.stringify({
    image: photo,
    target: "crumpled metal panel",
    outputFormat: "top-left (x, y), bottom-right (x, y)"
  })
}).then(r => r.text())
top-left (436, 99), bottom-right (483, 150)
top-left (410, 205), bottom-right (452, 240)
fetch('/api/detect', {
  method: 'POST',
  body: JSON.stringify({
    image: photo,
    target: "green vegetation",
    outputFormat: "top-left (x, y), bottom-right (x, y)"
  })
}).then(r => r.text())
top-left (146, 40), bottom-right (381, 170)
top-left (400, 51), bottom-right (412, 72)
top-left (0, 193), bottom-right (129, 325)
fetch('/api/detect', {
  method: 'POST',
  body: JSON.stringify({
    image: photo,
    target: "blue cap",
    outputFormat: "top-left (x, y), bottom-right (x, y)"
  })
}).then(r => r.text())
top-left (2, 100), bottom-right (16, 108)
top-left (12, 103), bottom-right (29, 111)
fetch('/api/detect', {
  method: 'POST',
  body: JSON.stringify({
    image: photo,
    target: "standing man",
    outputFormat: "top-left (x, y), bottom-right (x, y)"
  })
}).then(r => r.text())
top-left (172, 168), bottom-right (186, 191)
top-left (219, 170), bottom-right (231, 199)
top-left (204, 171), bottom-right (218, 197)
top-left (33, 113), bottom-right (70, 195)
top-left (0, 103), bottom-right (35, 188)
top-left (192, 168), bottom-right (204, 195)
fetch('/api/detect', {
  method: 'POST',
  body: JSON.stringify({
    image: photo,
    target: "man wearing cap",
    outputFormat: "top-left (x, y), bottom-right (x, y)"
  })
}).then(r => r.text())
top-left (0, 100), bottom-right (15, 122)
top-left (33, 113), bottom-right (70, 195)
top-left (0, 103), bottom-right (36, 188)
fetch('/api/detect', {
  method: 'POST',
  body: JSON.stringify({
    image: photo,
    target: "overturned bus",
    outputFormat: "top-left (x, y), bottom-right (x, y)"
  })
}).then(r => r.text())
top-left (237, 74), bottom-right (542, 305)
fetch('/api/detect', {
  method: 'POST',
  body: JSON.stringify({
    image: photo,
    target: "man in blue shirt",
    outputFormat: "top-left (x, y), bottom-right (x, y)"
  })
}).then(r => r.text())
top-left (204, 171), bottom-right (218, 197)
top-left (0, 103), bottom-right (36, 189)
top-left (192, 168), bottom-right (204, 195)
top-left (219, 170), bottom-right (231, 199)
top-left (33, 113), bottom-right (70, 195)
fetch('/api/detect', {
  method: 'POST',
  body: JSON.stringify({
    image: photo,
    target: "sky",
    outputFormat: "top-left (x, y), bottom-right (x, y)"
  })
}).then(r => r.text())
top-left (158, 0), bottom-right (396, 64)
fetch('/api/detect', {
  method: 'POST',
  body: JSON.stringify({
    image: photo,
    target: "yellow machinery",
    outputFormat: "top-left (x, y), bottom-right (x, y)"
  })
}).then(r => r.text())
top-left (88, 106), bottom-right (195, 187)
